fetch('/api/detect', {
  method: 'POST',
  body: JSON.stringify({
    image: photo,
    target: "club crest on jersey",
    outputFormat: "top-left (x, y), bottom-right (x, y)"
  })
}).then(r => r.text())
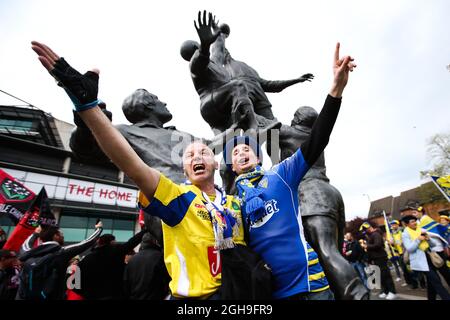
top-left (251, 199), bottom-right (279, 228)
top-left (258, 178), bottom-right (268, 189)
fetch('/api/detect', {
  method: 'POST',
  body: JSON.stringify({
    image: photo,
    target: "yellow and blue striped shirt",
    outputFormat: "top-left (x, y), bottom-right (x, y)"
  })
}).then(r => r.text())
top-left (139, 174), bottom-right (245, 299)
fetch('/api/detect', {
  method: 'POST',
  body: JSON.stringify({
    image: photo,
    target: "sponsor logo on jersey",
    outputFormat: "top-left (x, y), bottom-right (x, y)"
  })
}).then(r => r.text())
top-left (251, 199), bottom-right (279, 228)
top-left (196, 210), bottom-right (210, 221)
top-left (207, 246), bottom-right (221, 277)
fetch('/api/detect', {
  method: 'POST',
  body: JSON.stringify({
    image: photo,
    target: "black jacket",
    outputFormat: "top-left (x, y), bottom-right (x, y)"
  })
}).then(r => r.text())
top-left (123, 242), bottom-right (170, 300)
top-left (78, 230), bottom-right (145, 300)
top-left (0, 267), bottom-right (19, 300)
top-left (366, 230), bottom-right (387, 261)
top-left (18, 228), bottom-right (102, 300)
top-left (345, 240), bottom-right (365, 263)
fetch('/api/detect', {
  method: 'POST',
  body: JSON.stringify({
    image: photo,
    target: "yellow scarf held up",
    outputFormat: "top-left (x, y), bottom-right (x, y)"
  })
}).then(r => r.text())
top-left (405, 227), bottom-right (429, 251)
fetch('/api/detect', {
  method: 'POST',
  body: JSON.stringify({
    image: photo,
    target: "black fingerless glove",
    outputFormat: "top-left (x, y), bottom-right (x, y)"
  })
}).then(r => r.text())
top-left (50, 58), bottom-right (101, 112)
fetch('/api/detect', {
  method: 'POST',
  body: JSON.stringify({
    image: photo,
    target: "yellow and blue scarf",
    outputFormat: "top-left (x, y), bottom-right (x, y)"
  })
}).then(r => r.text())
top-left (202, 186), bottom-right (240, 250)
top-left (235, 165), bottom-right (267, 226)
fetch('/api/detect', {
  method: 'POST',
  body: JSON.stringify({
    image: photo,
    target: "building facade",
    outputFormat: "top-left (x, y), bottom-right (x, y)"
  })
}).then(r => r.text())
top-left (367, 182), bottom-right (450, 227)
top-left (0, 104), bottom-right (139, 243)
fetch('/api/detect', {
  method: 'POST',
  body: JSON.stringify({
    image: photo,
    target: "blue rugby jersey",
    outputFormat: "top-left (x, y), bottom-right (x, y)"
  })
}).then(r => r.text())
top-left (243, 149), bottom-right (329, 298)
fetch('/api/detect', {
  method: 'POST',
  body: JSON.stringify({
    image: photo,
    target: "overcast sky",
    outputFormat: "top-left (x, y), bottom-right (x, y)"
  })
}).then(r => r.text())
top-left (0, 0), bottom-right (449, 221)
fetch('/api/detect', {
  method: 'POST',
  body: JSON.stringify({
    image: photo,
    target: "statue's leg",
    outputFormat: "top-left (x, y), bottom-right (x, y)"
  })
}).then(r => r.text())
top-left (200, 88), bottom-right (234, 132)
top-left (143, 213), bottom-right (163, 246)
top-left (303, 215), bottom-right (369, 300)
top-left (220, 159), bottom-right (236, 195)
top-left (229, 81), bottom-right (259, 131)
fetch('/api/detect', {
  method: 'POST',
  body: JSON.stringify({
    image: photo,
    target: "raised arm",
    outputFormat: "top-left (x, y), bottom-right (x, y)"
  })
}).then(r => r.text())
top-left (117, 229), bottom-right (147, 255)
top-left (275, 43), bottom-right (356, 187)
top-left (60, 222), bottom-right (103, 259)
top-left (190, 11), bottom-right (220, 75)
top-left (19, 226), bottom-right (41, 255)
top-left (195, 11), bottom-right (220, 58)
top-left (31, 41), bottom-right (160, 201)
top-left (259, 73), bottom-right (314, 93)
top-left (300, 42), bottom-right (356, 167)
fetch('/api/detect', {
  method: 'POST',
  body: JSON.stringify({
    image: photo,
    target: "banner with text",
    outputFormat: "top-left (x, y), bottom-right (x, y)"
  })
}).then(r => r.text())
top-left (0, 168), bottom-right (138, 209)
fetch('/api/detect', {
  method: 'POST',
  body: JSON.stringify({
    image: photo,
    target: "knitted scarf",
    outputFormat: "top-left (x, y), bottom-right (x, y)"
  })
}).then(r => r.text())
top-left (202, 186), bottom-right (240, 250)
top-left (405, 227), bottom-right (429, 251)
top-left (235, 165), bottom-right (266, 227)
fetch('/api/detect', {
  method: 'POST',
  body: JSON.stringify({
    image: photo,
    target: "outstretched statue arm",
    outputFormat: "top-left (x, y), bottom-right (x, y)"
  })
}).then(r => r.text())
top-left (190, 10), bottom-right (220, 75)
top-left (259, 73), bottom-right (314, 93)
top-left (31, 41), bottom-right (161, 202)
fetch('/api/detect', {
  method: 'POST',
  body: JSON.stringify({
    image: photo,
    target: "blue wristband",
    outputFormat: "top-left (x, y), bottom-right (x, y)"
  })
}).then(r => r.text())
top-left (73, 99), bottom-right (103, 112)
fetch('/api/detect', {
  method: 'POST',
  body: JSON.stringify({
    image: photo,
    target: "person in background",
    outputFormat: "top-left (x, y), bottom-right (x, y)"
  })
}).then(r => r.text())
top-left (77, 230), bottom-right (146, 300)
top-left (0, 250), bottom-right (20, 300)
top-left (124, 250), bottom-right (136, 265)
top-left (18, 222), bottom-right (103, 300)
top-left (389, 220), bottom-right (414, 287)
top-left (401, 215), bottom-right (450, 300)
top-left (123, 233), bottom-right (170, 300)
top-left (383, 232), bottom-right (402, 282)
top-left (0, 228), bottom-right (7, 249)
top-left (413, 206), bottom-right (450, 286)
top-left (360, 222), bottom-right (397, 300)
top-left (440, 215), bottom-right (450, 243)
top-left (440, 215), bottom-right (450, 269)
top-left (343, 232), bottom-right (368, 288)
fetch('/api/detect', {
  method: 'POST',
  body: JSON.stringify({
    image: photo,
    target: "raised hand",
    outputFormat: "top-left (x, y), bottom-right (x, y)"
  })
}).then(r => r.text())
top-left (298, 73), bottom-right (314, 82)
top-left (194, 10), bottom-right (220, 48)
top-left (330, 42), bottom-right (356, 98)
top-left (31, 41), bottom-right (100, 111)
top-left (95, 220), bottom-right (103, 229)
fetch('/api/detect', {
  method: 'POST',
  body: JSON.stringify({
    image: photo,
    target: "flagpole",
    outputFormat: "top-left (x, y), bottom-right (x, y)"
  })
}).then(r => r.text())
top-left (430, 176), bottom-right (450, 203)
top-left (382, 210), bottom-right (397, 257)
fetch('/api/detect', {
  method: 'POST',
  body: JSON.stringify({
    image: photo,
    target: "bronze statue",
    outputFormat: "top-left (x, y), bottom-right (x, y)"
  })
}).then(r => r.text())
top-left (70, 88), bottom-right (196, 243)
top-left (279, 106), bottom-right (369, 300)
top-left (181, 11), bottom-right (313, 133)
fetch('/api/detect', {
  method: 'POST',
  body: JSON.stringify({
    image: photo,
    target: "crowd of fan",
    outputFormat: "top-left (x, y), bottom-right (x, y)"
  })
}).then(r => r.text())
top-left (343, 205), bottom-right (450, 300)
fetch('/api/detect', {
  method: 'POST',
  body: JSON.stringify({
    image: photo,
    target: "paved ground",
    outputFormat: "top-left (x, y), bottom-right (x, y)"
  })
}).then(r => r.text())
top-left (369, 267), bottom-right (449, 300)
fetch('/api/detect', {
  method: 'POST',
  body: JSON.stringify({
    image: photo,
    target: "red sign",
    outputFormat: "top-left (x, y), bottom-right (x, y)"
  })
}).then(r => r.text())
top-left (207, 246), bottom-right (221, 277)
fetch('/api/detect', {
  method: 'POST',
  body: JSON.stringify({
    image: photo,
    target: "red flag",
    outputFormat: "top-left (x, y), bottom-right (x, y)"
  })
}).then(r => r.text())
top-left (138, 209), bottom-right (145, 228)
top-left (3, 188), bottom-right (57, 252)
top-left (0, 169), bottom-right (36, 222)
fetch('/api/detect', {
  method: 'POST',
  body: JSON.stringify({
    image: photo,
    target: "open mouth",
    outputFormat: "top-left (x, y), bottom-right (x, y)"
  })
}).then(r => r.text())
top-left (237, 157), bottom-right (249, 165)
top-left (193, 163), bottom-right (206, 174)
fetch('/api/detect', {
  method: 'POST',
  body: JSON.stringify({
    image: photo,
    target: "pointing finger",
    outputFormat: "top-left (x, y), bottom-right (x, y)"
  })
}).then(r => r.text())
top-left (334, 42), bottom-right (340, 64)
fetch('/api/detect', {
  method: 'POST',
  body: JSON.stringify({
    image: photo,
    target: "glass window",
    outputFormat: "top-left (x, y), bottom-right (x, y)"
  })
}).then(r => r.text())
top-left (60, 211), bottom-right (136, 244)
top-left (61, 227), bottom-right (87, 243)
top-left (0, 215), bottom-right (15, 238)
top-left (0, 119), bottom-right (33, 131)
top-left (60, 215), bottom-right (88, 229)
top-left (103, 218), bottom-right (114, 229)
top-left (113, 219), bottom-right (135, 230)
top-left (113, 230), bottom-right (134, 243)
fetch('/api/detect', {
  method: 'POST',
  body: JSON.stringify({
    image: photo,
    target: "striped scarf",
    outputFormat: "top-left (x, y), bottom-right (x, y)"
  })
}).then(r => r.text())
top-left (235, 165), bottom-right (266, 227)
top-left (202, 186), bottom-right (240, 250)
